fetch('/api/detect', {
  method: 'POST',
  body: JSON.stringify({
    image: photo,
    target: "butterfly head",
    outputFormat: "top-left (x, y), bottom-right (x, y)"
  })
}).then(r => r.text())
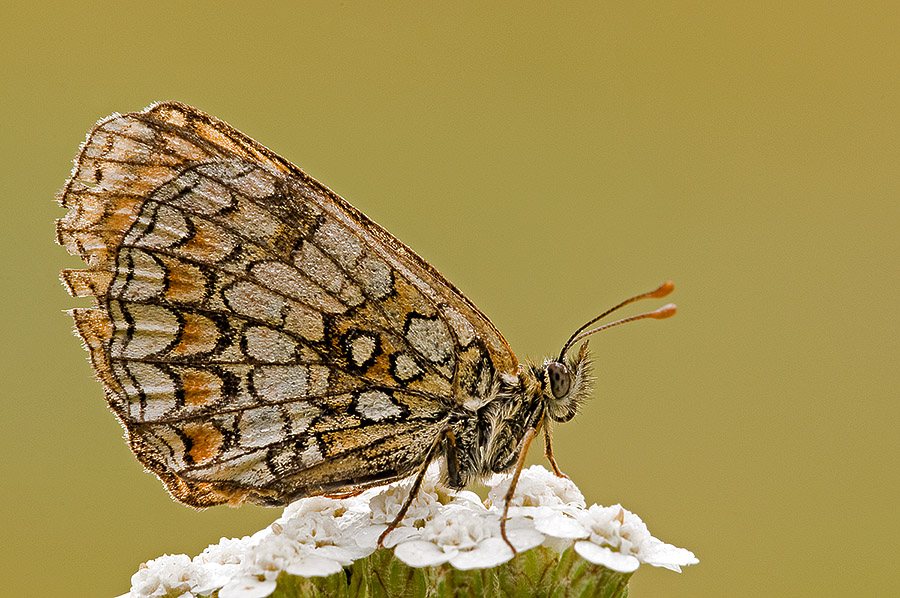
top-left (543, 281), bottom-right (677, 423)
top-left (543, 342), bottom-right (593, 423)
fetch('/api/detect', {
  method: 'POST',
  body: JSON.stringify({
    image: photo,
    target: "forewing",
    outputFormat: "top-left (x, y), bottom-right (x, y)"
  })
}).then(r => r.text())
top-left (57, 102), bottom-right (516, 506)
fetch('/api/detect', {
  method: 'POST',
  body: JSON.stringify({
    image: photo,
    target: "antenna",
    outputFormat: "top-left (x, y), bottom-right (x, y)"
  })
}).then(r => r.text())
top-left (557, 281), bottom-right (676, 361)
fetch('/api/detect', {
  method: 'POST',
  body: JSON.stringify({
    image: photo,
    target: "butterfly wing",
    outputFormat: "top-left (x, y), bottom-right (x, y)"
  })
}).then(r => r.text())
top-left (57, 102), bottom-right (518, 506)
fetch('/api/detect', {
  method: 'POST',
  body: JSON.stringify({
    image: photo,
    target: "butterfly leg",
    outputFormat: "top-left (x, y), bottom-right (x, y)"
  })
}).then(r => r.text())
top-left (499, 426), bottom-right (538, 555)
top-left (376, 424), bottom-right (455, 548)
top-left (543, 424), bottom-right (568, 479)
top-left (444, 425), bottom-right (461, 488)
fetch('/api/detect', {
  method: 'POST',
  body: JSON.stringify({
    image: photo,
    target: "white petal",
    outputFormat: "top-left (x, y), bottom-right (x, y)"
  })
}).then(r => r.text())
top-left (201, 537), bottom-right (255, 565)
top-left (541, 535), bottom-right (575, 554)
top-left (574, 542), bottom-right (640, 573)
top-left (310, 545), bottom-right (356, 566)
top-left (393, 540), bottom-right (451, 567)
top-left (217, 577), bottom-right (278, 598)
top-left (358, 524), bottom-right (422, 549)
top-left (502, 517), bottom-right (545, 552)
top-left (386, 526), bottom-right (422, 547)
top-left (285, 554), bottom-right (343, 577)
top-left (452, 490), bottom-right (485, 507)
top-left (248, 528), bottom-right (270, 544)
top-left (448, 538), bottom-right (514, 570)
top-left (504, 505), bottom-right (539, 518)
top-left (331, 538), bottom-right (377, 561)
top-left (641, 539), bottom-right (699, 572)
top-left (353, 525), bottom-right (385, 549)
top-left (533, 510), bottom-right (590, 539)
top-left (505, 527), bottom-right (545, 552)
top-left (488, 465), bottom-right (586, 508)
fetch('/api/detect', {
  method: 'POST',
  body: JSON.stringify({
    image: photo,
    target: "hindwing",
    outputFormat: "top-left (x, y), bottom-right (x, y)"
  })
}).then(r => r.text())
top-left (57, 102), bottom-right (518, 506)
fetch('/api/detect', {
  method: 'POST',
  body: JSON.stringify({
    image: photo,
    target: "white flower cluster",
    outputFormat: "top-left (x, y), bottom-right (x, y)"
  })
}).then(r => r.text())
top-left (120, 466), bottom-right (697, 598)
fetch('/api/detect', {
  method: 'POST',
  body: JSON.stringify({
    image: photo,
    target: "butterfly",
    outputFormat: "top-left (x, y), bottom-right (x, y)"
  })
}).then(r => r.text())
top-left (57, 102), bottom-right (675, 549)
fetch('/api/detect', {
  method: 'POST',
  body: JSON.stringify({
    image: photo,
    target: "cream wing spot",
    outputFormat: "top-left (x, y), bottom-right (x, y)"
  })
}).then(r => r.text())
top-left (222, 166), bottom-right (276, 199)
top-left (356, 390), bottom-right (402, 421)
top-left (250, 260), bottom-right (346, 314)
top-left (192, 161), bottom-right (273, 199)
top-left (392, 352), bottom-right (423, 381)
top-left (350, 334), bottom-right (377, 367)
top-left (299, 442), bottom-right (324, 467)
top-left (164, 171), bottom-right (236, 215)
top-left (144, 425), bottom-right (188, 470)
top-left (283, 401), bottom-right (321, 435)
top-left (443, 305), bottom-right (476, 348)
top-left (223, 280), bottom-right (287, 324)
top-left (192, 450), bottom-right (274, 486)
top-left (243, 326), bottom-right (298, 363)
top-left (124, 202), bottom-right (191, 249)
top-left (99, 116), bottom-right (158, 144)
top-left (109, 302), bottom-right (180, 358)
top-left (157, 131), bottom-right (211, 162)
top-left (238, 406), bottom-right (286, 449)
top-left (356, 253), bottom-right (393, 299)
top-left (121, 362), bottom-right (177, 420)
top-left (313, 220), bottom-right (363, 269)
top-left (81, 162), bottom-right (174, 196)
top-left (296, 241), bottom-right (347, 294)
top-left (111, 248), bottom-right (165, 301)
top-left (83, 127), bottom-right (157, 165)
top-left (102, 133), bottom-right (156, 163)
top-left (405, 315), bottom-right (453, 364)
top-left (193, 161), bottom-right (249, 184)
top-left (251, 365), bottom-right (309, 402)
top-left (338, 281), bottom-right (365, 307)
top-left (220, 196), bottom-right (283, 246)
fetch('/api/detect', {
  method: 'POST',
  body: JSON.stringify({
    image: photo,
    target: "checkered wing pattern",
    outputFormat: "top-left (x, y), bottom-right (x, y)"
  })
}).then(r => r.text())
top-left (57, 102), bottom-right (518, 507)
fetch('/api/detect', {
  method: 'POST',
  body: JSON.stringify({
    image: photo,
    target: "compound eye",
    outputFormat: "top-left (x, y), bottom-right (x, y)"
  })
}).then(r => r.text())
top-left (547, 362), bottom-right (571, 399)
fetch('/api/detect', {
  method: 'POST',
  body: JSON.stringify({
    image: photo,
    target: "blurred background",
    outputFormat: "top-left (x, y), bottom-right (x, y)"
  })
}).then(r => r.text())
top-left (2, 2), bottom-right (898, 596)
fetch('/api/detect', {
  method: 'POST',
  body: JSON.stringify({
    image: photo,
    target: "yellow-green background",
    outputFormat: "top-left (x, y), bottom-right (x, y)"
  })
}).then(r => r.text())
top-left (2, 2), bottom-right (897, 597)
